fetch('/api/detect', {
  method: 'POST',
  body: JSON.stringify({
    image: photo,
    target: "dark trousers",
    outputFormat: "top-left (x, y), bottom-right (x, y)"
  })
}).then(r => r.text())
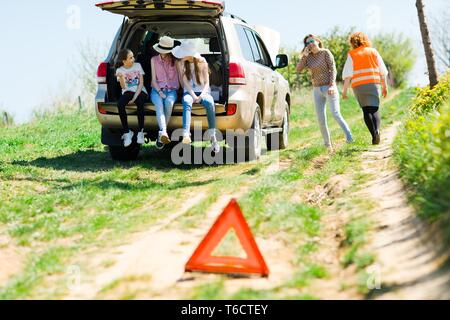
top-left (117, 91), bottom-right (148, 132)
top-left (362, 106), bottom-right (381, 142)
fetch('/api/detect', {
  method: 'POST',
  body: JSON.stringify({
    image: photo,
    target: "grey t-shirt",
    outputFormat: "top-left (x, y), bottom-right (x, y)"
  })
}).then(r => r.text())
top-left (115, 63), bottom-right (147, 95)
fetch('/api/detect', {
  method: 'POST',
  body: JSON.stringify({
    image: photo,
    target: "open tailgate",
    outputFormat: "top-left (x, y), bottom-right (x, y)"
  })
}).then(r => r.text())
top-left (96, 0), bottom-right (225, 18)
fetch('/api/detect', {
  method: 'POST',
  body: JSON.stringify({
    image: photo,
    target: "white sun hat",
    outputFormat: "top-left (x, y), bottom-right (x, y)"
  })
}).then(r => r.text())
top-left (172, 40), bottom-right (202, 59)
top-left (153, 36), bottom-right (176, 54)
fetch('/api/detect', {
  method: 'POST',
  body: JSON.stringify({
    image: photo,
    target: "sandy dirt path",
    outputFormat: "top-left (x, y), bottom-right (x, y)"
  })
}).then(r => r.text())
top-left (359, 123), bottom-right (450, 299)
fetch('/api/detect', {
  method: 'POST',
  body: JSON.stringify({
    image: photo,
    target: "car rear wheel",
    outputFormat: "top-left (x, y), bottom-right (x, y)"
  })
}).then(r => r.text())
top-left (109, 143), bottom-right (141, 161)
top-left (245, 105), bottom-right (263, 161)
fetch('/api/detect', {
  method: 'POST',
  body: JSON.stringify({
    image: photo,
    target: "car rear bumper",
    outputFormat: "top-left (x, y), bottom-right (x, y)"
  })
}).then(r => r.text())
top-left (96, 102), bottom-right (253, 133)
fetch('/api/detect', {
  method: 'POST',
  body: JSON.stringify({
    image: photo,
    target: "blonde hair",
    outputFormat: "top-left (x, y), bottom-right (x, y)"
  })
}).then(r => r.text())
top-left (349, 32), bottom-right (372, 49)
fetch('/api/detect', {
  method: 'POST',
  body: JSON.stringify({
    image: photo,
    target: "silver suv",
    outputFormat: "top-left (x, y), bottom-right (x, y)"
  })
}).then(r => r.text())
top-left (96, 0), bottom-right (291, 161)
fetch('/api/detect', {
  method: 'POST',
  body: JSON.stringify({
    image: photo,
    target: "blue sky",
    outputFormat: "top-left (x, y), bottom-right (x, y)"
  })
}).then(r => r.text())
top-left (0, 0), bottom-right (448, 123)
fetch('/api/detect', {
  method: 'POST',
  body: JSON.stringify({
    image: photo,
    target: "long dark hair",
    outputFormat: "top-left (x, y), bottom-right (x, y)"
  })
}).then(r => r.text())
top-left (184, 58), bottom-right (210, 85)
top-left (302, 34), bottom-right (324, 53)
top-left (115, 49), bottom-right (132, 69)
top-left (184, 58), bottom-right (202, 85)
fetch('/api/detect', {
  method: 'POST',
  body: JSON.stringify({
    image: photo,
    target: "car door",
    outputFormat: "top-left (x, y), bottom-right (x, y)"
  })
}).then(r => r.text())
top-left (252, 33), bottom-right (280, 123)
top-left (242, 29), bottom-right (276, 124)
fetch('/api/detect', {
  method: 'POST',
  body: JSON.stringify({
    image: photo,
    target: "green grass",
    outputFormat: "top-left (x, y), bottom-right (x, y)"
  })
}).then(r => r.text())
top-left (394, 91), bottom-right (450, 243)
top-left (0, 88), bottom-right (414, 299)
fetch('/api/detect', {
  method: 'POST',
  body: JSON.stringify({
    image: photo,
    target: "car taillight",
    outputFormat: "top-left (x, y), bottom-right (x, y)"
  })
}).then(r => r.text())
top-left (97, 62), bottom-right (108, 84)
top-left (226, 103), bottom-right (237, 116)
top-left (229, 62), bottom-right (246, 85)
top-left (98, 105), bottom-right (107, 114)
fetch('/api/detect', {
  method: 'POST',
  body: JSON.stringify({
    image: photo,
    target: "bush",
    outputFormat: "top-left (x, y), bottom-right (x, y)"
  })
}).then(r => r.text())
top-left (372, 33), bottom-right (417, 88)
top-left (394, 73), bottom-right (450, 239)
top-left (410, 73), bottom-right (450, 114)
top-left (278, 48), bottom-right (311, 90)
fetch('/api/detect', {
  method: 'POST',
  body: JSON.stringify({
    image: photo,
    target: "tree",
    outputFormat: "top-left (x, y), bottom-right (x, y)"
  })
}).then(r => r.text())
top-left (416, 0), bottom-right (439, 88)
top-left (70, 39), bottom-right (109, 96)
top-left (430, 10), bottom-right (450, 73)
top-left (320, 26), bottom-right (354, 83)
top-left (278, 47), bottom-right (311, 90)
top-left (0, 108), bottom-right (14, 127)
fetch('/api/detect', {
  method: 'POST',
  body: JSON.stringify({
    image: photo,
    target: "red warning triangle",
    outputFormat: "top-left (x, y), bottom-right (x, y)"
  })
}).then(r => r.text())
top-left (185, 199), bottom-right (269, 277)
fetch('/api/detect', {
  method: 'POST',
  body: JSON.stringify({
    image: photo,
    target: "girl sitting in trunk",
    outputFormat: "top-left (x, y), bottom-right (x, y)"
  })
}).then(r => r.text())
top-left (172, 41), bottom-right (220, 154)
top-left (115, 49), bottom-right (148, 147)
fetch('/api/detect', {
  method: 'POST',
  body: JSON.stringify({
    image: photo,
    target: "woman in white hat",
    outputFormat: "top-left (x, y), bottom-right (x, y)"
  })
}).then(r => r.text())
top-left (172, 41), bottom-right (220, 154)
top-left (150, 36), bottom-right (180, 149)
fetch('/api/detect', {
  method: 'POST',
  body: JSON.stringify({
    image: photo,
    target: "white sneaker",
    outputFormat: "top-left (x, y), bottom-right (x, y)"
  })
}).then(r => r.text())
top-left (121, 130), bottom-right (134, 147)
top-left (182, 135), bottom-right (192, 145)
top-left (211, 139), bottom-right (220, 153)
top-left (137, 130), bottom-right (146, 145)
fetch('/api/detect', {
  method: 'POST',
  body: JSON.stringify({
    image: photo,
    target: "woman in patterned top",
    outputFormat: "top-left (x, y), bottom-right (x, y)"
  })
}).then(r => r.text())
top-left (297, 34), bottom-right (353, 150)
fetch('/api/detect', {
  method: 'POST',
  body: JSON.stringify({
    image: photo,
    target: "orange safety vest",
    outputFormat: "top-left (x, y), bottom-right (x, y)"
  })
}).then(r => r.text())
top-left (349, 46), bottom-right (381, 88)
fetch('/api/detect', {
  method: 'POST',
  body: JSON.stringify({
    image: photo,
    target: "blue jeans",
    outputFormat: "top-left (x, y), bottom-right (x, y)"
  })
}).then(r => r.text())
top-left (313, 85), bottom-right (353, 146)
top-left (182, 92), bottom-right (216, 137)
top-left (151, 88), bottom-right (177, 133)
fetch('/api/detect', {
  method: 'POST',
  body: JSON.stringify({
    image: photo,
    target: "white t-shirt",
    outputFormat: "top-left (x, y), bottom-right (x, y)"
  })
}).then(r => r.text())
top-left (115, 63), bottom-right (147, 95)
top-left (342, 49), bottom-right (389, 80)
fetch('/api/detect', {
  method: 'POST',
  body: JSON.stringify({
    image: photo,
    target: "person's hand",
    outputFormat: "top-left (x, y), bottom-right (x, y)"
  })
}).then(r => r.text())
top-left (128, 94), bottom-right (138, 105)
top-left (328, 87), bottom-right (336, 96)
top-left (194, 95), bottom-right (202, 104)
top-left (159, 91), bottom-right (167, 99)
top-left (116, 73), bottom-right (124, 83)
top-left (342, 90), bottom-right (348, 100)
top-left (302, 47), bottom-right (310, 58)
top-left (382, 86), bottom-right (388, 98)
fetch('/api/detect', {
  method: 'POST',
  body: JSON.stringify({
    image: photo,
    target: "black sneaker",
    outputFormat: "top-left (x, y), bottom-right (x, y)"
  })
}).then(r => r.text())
top-left (155, 138), bottom-right (164, 150)
top-left (373, 131), bottom-right (381, 145)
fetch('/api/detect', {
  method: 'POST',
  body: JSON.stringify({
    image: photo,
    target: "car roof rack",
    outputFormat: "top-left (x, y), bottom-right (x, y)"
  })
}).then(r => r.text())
top-left (222, 12), bottom-right (247, 24)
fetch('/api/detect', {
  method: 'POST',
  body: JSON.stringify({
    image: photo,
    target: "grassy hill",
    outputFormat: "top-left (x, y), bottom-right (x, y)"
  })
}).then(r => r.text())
top-left (0, 88), bottom-right (414, 299)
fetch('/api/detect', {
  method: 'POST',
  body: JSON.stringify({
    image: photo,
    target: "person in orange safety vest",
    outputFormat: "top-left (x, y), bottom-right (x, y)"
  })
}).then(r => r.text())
top-left (342, 32), bottom-right (389, 145)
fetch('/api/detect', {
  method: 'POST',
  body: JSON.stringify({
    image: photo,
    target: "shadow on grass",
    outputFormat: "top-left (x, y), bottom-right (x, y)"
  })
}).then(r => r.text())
top-left (12, 145), bottom-right (249, 173)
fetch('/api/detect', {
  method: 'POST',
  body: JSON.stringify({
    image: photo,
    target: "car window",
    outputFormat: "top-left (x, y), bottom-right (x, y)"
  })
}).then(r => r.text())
top-left (253, 34), bottom-right (272, 67)
top-left (244, 29), bottom-right (262, 64)
top-left (177, 38), bottom-right (215, 54)
top-left (235, 25), bottom-right (254, 62)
